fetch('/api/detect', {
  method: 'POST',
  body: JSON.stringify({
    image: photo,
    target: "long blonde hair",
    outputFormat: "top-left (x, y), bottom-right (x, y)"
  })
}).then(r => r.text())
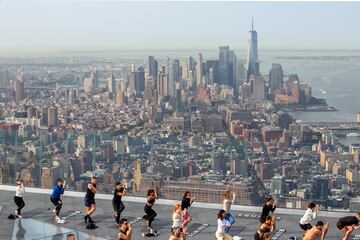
top-left (224, 191), bottom-right (231, 200)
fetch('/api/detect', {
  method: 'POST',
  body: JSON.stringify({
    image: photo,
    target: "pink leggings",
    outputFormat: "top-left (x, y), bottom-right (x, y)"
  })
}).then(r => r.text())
top-left (182, 212), bottom-right (192, 237)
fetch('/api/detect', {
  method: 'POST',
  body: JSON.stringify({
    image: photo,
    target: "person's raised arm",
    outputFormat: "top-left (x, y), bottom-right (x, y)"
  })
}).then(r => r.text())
top-left (88, 183), bottom-right (96, 193)
top-left (127, 224), bottom-right (132, 239)
top-left (154, 188), bottom-right (158, 199)
top-left (270, 218), bottom-right (277, 232)
top-left (232, 192), bottom-right (236, 204)
top-left (117, 188), bottom-right (127, 196)
top-left (320, 222), bottom-right (329, 240)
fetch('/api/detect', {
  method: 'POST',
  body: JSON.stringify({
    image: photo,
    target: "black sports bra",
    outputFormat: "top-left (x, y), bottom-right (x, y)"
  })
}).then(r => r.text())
top-left (148, 198), bottom-right (155, 204)
top-left (259, 223), bottom-right (271, 233)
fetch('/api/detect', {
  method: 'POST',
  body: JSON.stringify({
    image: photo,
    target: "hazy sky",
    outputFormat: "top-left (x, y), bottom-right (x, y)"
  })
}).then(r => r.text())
top-left (0, 1), bottom-right (359, 55)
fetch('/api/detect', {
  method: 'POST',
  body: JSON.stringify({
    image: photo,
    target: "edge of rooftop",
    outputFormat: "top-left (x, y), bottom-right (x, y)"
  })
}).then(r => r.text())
top-left (0, 185), bottom-right (351, 218)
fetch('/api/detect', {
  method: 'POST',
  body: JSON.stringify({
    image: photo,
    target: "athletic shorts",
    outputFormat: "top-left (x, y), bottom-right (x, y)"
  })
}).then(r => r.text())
top-left (50, 198), bottom-right (61, 206)
top-left (337, 221), bottom-right (345, 230)
top-left (299, 223), bottom-right (312, 231)
top-left (84, 197), bottom-right (95, 207)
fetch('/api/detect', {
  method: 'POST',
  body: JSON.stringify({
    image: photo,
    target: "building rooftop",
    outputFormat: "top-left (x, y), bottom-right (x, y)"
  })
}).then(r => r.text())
top-left (0, 186), bottom-right (357, 240)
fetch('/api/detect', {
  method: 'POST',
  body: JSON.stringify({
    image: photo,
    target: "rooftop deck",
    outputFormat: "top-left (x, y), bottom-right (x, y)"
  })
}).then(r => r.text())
top-left (0, 185), bottom-right (357, 240)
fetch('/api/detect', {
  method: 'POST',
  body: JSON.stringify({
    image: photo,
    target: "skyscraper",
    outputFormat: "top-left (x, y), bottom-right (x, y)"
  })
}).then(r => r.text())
top-left (235, 61), bottom-right (245, 97)
top-left (90, 69), bottom-right (99, 90)
top-left (129, 65), bottom-right (145, 94)
top-left (196, 53), bottom-right (203, 87)
top-left (107, 73), bottom-right (116, 98)
top-left (146, 56), bottom-right (158, 80)
top-left (14, 72), bottom-right (25, 103)
top-left (271, 175), bottom-right (286, 195)
top-left (47, 107), bottom-right (58, 127)
top-left (157, 67), bottom-right (169, 98)
top-left (84, 77), bottom-right (94, 95)
top-left (168, 60), bottom-right (179, 97)
top-left (246, 18), bottom-right (259, 80)
top-left (250, 75), bottom-right (266, 100)
top-left (68, 89), bottom-right (75, 104)
top-left (228, 50), bottom-right (236, 87)
top-left (136, 66), bottom-right (145, 93)
top-left (269, 63), bottom-right (284, 93)
top-left (219, 46), bottom-right (230, 85)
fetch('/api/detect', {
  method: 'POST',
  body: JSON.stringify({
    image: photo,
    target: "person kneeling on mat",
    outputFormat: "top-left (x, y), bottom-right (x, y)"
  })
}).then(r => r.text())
top-left (118, 218), bottom-right (132, 240)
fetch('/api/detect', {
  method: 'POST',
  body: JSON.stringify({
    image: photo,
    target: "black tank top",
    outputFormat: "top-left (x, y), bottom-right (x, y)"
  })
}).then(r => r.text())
top-left (85, 183), bottom-right (96, 199)
top-left (113, 187), bottom-right (124, 202)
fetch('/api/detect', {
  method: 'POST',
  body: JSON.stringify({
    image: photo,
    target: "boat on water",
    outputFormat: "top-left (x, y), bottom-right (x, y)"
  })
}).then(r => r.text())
top-left (346, 132), bottom-right (360, 137)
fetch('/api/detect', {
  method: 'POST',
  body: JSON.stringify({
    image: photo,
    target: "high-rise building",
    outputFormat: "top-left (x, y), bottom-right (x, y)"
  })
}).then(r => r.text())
top-left (14, 72), bottom-right (25, 103)
top-left (246, 18), bottom-right (259, 80)
top-left (271, 175), bottom-right (286, 195)
top-left (219, 46), bottom-right (230, 85)
top-left (269, 63), bottom-right (284, 93)
top-left (157, 68), bottom-right (169, 98)
top-left (129, 65), bottom-right (145, 94)
top-left (250, 75), bottom-right (266, 100)
top-left (230, 155), bottom-right (247, 176)
top-left (84, 77), bottom-right (94, 95)
top-left (212, 153), bottom-right (226, 173)
top-left (144, 76), bottom-right (155, 102)
top-left (235, 61), bottom-right (245, 97)
top-left (146, 56), bottom-right (158, 80)
top-left (107, 73), bottom-right (116, 97)
top-left (41, 107), bottom-right (48, 126)
top-left (168, 60), bottom-right (179, 97)
top-left (312, 175), bottom-right (330, 201)
top-left (287, 74), bottom-right (300, 103)
top-left (135, 66), bottom-right (145, 93)
top-left (48, 107), bottom-right (58, 127)
top-left (91, 69), bottom-right (99, 90)
top-left (228, 50), bottom-right (236, 87)
top-left (188, 56), bottom-right (195, 71)
top-left (68, 89), bottom-right (75, 104)
top-left (196, 53), bottom-right (203, 87)
top-left (115, 89), bottom-right (125, 106)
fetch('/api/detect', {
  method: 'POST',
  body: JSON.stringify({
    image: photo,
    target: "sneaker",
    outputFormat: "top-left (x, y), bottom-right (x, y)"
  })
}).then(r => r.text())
top-left (56, 219), bottom-right (65, 224)
top-left (17, 215), bottom-right (23, 219)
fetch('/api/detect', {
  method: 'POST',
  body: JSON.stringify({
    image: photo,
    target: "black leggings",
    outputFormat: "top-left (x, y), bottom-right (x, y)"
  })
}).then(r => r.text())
top-left (14, 196), bottom-right (25, 215)
top-left (143, 204), bottom-right (157, 228)
top-left (112, 200), bottom-right (125, 224)
top-left (50, 198), bottom-right (62, 216)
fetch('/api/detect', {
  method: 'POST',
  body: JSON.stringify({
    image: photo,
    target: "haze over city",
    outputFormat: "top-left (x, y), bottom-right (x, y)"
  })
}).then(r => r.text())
top-left (0, 1), bottom-right (360, 56)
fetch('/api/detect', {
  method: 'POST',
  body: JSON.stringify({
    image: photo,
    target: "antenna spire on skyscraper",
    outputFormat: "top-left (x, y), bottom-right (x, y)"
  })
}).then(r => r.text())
top-left (252, 16), bottom-right (254, 31)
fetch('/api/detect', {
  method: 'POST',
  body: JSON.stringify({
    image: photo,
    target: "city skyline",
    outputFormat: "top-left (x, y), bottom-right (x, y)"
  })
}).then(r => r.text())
top-left (0, 1), bottom-right (360, 56)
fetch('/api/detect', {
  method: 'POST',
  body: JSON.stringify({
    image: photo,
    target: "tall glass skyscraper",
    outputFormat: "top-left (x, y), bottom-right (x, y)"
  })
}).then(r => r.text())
top-left (246, 18), bottom-right (259, 81)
